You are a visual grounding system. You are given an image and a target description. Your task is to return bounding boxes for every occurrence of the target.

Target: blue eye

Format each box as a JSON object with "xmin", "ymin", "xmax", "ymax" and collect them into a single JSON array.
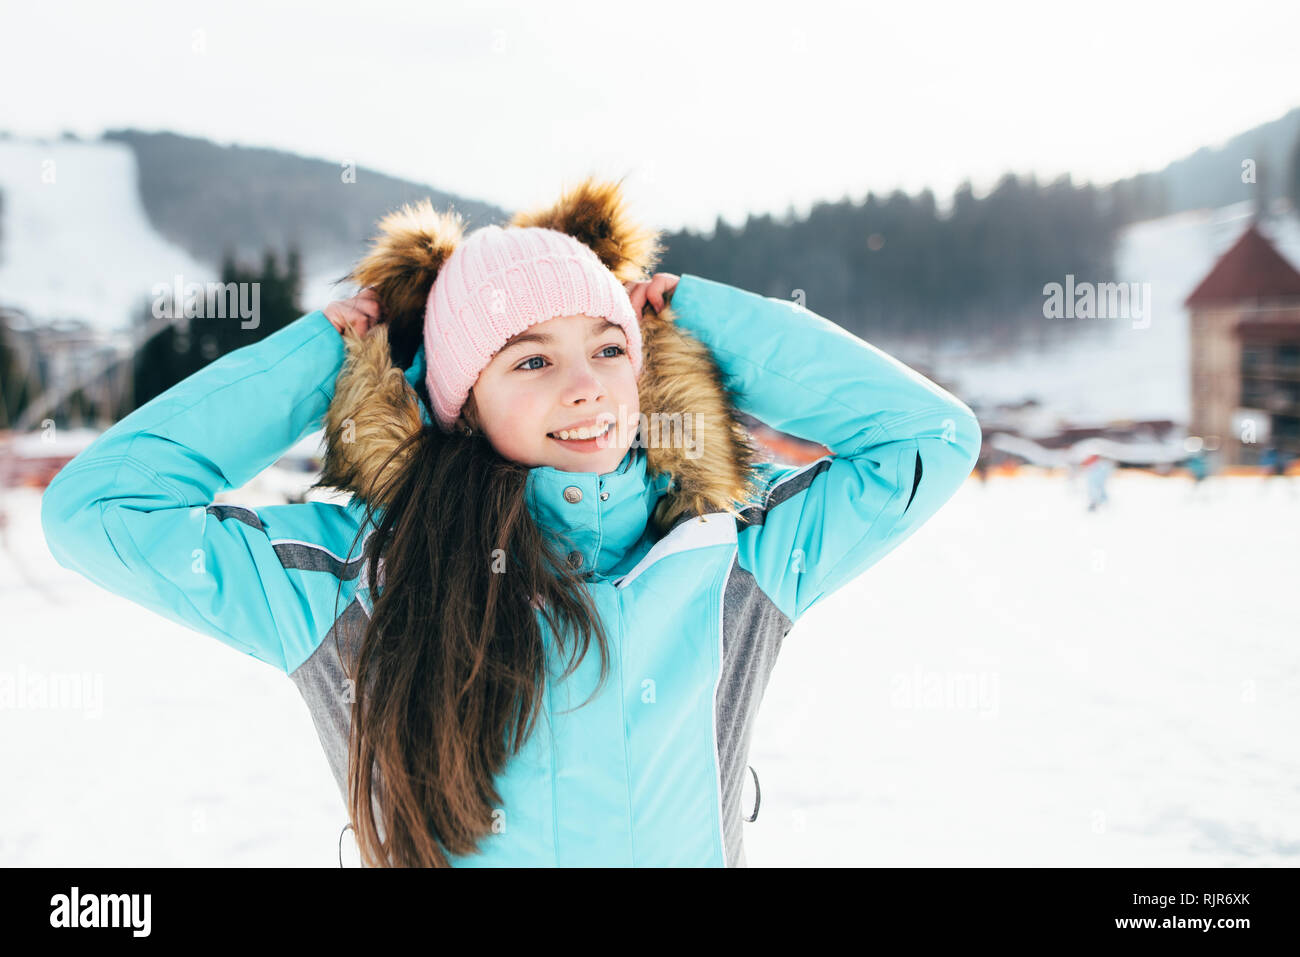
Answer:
[{"xmin": 514, "ymin": 344, "xmax": 626, "ymax": 372}]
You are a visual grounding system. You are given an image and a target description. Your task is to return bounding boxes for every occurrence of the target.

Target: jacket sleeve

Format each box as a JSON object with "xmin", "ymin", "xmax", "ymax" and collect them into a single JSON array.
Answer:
[
  {"xmin": 40, "ymin": 310, "xmax": 368, "ymax": 674},
  {"xmin": 667, "ymin": 273, "xmax": 981, "ymax": 624}
]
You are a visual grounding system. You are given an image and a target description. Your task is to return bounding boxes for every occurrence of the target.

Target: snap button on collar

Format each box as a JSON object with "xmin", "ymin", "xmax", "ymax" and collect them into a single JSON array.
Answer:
[
  {"xmin": 563, "ymin": 486, "xmax": 583, "ymax": 504},
  {"xmin": 566, "ymin": 550, "xmax": 584, "ymax": 569}
]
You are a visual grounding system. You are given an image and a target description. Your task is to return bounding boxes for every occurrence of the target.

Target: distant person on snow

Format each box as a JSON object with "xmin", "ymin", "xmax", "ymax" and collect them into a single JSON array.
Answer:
[
  {"xmin": 1081, "ymin": 453, "xmax": 1114, "ymax": 512},
  {"xmin": 1185, "ymin": 447, "xmax": 1210, "ymax": 498},
  {"xmin": 1258, "ymin": 446, "xmax": 1295, "ymax": 498}
]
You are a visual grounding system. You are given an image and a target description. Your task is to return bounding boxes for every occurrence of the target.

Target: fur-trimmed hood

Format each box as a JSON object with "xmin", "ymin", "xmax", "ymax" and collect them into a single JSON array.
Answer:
[{"xmin": 314, "ymin": 177, "xmax": 762, "ymax": 537}]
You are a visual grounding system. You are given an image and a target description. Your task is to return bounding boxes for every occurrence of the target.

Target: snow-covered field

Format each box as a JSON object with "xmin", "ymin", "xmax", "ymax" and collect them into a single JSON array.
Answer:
[{"xmin": 2, "ymin": 469, "xmax": 1296, "ymax": 867}]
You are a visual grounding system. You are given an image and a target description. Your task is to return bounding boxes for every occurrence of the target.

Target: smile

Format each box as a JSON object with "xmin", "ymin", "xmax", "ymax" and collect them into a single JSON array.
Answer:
[{"xmin": 548, "ymin": 421, "xmax": 614, "ymax": 444}]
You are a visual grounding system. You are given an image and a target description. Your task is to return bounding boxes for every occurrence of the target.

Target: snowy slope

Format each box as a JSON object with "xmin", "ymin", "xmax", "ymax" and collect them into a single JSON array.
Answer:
[
  {"xmin": 932, "ymin": 202, "xmax": 1300, "ymax": 427},
  {"xmin": 3, "ymin": 471, "xmax": 1298, "ymax": 866},
  {"xmin": 0, "ymin": 137, "xmax": 377, "ymax": 329},
  {"xmin": 0, "ymin": 139, "xmax": 213, "ymax": 332}
]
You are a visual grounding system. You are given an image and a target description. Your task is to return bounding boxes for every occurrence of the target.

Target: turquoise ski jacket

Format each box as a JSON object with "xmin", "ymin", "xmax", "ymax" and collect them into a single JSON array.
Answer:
[{"xmin": 41, "ymin": 272, "xmax": 981, "ymax": 866}]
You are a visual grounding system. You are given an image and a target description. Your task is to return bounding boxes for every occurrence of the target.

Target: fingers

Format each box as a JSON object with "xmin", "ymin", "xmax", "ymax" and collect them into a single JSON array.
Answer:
[
  {"xmin": 625, "ymin": 280, "xmax": 647, "ymax": 318},
  {"xmin": 626, "ymin": 275, "xmax": 677, "ymax": 315},
  {"xmin": 352, "ymin": 287, "xmax": 382, "ymax": 323},
  {"xmin": 627, "ymin": 276, "xmax": 679, "ymax": 322},
  {"xmin": 325, "ymin": 298, "xmax": 378, "ymax": 338},
  {"xmin": 650, "ymin": 273, "xmax": 678, "ymax": 312},
  {"xmin": 334, "ymin": 287, "xmax": 380, "ymax": 331}
]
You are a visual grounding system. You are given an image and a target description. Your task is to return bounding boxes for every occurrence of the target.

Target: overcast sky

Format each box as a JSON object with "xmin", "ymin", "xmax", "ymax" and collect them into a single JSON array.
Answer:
[{"xmin": 4, "ymin": 0, "xmax": 1299, "ymax": 232}]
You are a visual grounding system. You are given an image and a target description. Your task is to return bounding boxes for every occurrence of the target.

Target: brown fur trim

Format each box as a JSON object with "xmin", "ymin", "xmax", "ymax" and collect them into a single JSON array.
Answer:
[
  {"xmin": 638, "ymin": 304, "xmax": 763, "ymax": 532},
  {"xmin": 313, "ymin": 323, "xmax": 424, "ymax": 509}
]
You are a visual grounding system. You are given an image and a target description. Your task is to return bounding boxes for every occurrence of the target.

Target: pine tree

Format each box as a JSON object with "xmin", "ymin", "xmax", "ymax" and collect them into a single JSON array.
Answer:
[{"xmin": 130, "ymin": 245, "xmax": 306, "ymax": 412}]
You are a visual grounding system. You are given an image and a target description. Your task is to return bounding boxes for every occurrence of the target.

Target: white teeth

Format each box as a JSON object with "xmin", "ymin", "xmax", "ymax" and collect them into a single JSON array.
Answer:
[{"xmin": 552, "ymin": 422, "xmax": 612, "ymax": 441}]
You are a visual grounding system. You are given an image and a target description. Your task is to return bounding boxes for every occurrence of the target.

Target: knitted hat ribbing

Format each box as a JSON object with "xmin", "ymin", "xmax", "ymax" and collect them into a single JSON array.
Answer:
[{"xmin": 423, "ymin": 224, "xmax": 643, "ymax": 431}]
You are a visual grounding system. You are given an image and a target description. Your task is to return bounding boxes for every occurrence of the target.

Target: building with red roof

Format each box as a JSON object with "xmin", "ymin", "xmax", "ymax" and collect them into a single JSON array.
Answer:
[{"xmin": 1185, "ymin": 221, "xmax": 1300, "ymax": 463}]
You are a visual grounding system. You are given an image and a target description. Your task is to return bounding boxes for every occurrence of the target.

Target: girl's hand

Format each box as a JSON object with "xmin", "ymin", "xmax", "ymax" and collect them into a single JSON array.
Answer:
[
  {"xmin": 323, "ymin": 287, "xmax": 383, "ymax": 337},
  {"xmin": 624, "ymin": 273, "xmax": 680, "ymax": 322}
]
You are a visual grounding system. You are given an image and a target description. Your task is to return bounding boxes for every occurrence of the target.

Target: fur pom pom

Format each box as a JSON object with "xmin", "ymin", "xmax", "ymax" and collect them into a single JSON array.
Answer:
[
  {"xmin": 346, "ymin": 199, "xmax": 465, "ymax": 367},
  {"xmin": 509, "ymin": 176, "xmax": 664, "ymax": 283}
]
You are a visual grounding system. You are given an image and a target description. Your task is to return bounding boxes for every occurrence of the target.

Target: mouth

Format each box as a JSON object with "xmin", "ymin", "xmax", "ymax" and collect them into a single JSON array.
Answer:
[{"xmin": 547, "ymin": 420, "xmax": 615, "ymax": 451}]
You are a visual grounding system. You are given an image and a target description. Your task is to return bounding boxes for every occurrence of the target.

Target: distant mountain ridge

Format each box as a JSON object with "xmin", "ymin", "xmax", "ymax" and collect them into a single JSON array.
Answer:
[
  {"xmin": 101, "ymin": 128, "xmax": 511, "ymax": 276},
  {"xmin": 2, "ymin": 107, "xmax": 1298, "ymax": 338},
  {"xmin": 1105, "ymin": 106, "xmax": 1300, "ymax": 223}
]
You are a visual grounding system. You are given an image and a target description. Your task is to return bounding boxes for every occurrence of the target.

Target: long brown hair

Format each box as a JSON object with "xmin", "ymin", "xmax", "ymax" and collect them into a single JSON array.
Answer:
[{"xmin": 339, "ymin": 387, "xmax": 615, "ymax": 867}]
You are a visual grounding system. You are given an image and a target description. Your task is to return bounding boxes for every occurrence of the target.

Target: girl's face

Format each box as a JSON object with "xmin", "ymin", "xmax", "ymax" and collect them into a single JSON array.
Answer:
[{"xmin": 462, "ymin": 313, "xmax": 641, "ymax": 475}]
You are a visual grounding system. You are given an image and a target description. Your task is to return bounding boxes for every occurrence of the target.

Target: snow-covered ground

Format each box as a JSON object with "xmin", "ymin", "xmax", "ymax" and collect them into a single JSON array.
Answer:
[{"xmin": 2, "ymin": 469, "xmax": 1297, "ymax": 866}]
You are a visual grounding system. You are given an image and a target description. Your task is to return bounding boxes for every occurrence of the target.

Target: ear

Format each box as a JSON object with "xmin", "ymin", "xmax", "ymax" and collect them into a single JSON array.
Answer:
[
  {"xmin": 345, "ymin": 199, "xmax": 464, "ymax": 370},
  {"xmin": 461, "ymin": 392, "xmax": 483, "ymax": 430},
  {"xmin": 451, "ymin": 394, "xmax": 483, "ymax": 435},
  {"xmin": 508, "ymin": 175, "xmax": 663, "ymax": 283}
]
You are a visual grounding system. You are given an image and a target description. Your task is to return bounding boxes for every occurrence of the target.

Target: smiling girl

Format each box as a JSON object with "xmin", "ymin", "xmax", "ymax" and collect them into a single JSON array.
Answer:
[{"xmin": 42, "ymin": 177, "xmax": 981, "ymax": 867}]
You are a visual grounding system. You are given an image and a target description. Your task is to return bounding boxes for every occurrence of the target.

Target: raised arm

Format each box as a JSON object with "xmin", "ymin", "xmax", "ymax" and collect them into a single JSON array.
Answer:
[
  {"xmin": 40, "ymin": 310, "xmax": 369, "ymax": 673},
  {"xmin": 667, "ymin": 273, "xmax": 981, "ymax": 623}
]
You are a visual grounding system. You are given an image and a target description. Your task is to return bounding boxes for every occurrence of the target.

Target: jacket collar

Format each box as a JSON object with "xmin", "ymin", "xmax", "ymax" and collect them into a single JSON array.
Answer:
[{"xmin": 524, "ymin": 442, "xmax": 674, "ymax": 578}]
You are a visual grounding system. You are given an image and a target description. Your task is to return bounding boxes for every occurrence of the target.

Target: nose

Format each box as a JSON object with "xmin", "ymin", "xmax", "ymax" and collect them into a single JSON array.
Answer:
[{"xmin": 560, "ymin": 362, "xmax": 606, "ymax": 406}]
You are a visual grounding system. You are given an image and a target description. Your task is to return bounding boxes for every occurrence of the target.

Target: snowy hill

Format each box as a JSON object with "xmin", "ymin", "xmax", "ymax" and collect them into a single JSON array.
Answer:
[
  {"xmin": 0, "ymin": 135, "xmax": 497, "ymax": 333},
  {"xmin": 0, "ymin": 139, "xmax": 214, "ymax": 332}
]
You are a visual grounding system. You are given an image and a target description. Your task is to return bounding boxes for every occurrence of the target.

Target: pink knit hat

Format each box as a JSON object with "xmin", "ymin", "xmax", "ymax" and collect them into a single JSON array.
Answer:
[{"xmin": 423, "ymin": 224, "xmax": 644, "ymax": 432}]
